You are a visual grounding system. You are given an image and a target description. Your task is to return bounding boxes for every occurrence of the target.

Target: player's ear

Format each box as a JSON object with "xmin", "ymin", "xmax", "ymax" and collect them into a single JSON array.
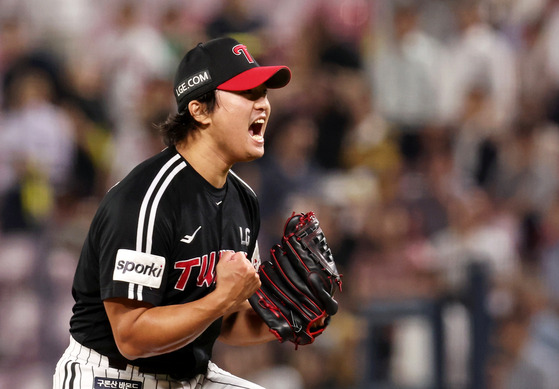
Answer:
[{"xmin": 188, "ymin": 99, "xmax": 211, "ymax": 126}]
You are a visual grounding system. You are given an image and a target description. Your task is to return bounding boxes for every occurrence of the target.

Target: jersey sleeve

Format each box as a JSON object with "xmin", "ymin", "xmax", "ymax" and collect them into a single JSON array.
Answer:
[{"xmin": 92, "ymin": 177, "xmax": 178, "ymax": 306}]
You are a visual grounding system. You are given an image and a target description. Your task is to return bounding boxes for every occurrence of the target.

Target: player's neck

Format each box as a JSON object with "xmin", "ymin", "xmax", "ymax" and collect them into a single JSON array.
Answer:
[{"xmin": 175, "ymin": 140, "xmax": 230, "ymax": 188}]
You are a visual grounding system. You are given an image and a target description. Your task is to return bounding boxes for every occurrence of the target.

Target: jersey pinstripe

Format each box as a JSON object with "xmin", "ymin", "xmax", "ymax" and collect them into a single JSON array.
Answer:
[
  {"xmin": 69, "ymin": 146, "xmax": 260, "ymax": 381},
  {"xmin": 53, "ymin": 336, "xmax": 265, "ymax": 388}
]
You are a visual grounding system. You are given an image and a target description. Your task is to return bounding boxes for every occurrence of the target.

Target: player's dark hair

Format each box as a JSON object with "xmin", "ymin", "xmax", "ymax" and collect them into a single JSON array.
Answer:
[{"xmin": 157, "ymin": 90, "xmax": 217, "ymax": 146}]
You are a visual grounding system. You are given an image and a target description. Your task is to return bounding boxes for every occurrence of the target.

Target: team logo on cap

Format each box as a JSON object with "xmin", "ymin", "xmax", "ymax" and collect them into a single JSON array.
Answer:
[{"xmin": 232, "ymin": 44, "xmax": 254, "ymax": 64}]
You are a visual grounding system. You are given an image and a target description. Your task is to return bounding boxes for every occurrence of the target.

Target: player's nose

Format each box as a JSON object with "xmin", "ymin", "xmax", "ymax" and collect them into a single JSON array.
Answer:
[{"xmin": 253, "ymin": 94, "xmax": 270, "ymax": 111}]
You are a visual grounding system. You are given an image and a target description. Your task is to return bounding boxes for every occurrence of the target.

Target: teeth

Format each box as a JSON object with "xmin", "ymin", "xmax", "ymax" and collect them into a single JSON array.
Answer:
[{"xmin": 250, "ymin": 118, "xmax": 265, "ymax": 140}]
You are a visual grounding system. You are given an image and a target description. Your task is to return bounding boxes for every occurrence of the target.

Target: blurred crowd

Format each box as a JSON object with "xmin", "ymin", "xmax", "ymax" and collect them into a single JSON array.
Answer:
[{"xmin": 2, "ymin": 0, "xmax": 559, "ymax": 388}]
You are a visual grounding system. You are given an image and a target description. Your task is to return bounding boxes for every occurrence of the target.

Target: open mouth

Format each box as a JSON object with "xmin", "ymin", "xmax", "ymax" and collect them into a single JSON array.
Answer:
[{"xmin": 249, "ymin": 118, "xmax": 265, "ymax": 141}]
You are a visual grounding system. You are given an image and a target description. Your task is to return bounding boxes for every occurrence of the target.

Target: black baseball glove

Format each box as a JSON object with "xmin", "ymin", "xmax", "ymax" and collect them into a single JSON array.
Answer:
[{"xmin": 249, "ymin": 212, "xmax": 342, "ymax": 347}]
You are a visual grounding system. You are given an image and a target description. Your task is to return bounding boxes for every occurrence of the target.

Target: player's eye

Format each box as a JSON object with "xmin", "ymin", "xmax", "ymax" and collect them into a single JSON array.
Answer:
[{"xmin": 241, "ymin": 87, "xmax": 268, "ymax": 101}]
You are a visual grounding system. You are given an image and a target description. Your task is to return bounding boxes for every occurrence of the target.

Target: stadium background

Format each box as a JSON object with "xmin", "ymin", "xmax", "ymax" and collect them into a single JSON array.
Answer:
[{"xmin": 1, "ymin": 0, "xmax": 559, "ymax": 388}]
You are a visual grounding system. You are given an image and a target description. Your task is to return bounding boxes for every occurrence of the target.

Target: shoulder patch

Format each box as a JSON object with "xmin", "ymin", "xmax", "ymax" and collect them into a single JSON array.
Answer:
[{"xmin": 113, "ymin": 249, "xmax": 165, "ymax": 289}]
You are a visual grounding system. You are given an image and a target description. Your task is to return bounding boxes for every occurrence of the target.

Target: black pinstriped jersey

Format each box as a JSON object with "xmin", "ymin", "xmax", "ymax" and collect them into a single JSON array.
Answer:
[{"xmin": 69, "ymin": 146, "xmax": 261, "ymax": 380}]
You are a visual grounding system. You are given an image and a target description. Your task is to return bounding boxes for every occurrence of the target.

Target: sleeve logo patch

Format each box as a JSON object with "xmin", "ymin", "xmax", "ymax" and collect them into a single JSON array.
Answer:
[
  {"xmin": 113, "ymin": 249, "xmax": 165, "ymax": 289},
  {"xmin": 94, "ymin": 377, "xmax": 142, "ymax": 388},
  {"xmin": 251, "ymin": 241, "xmax": 261, "ymax": 270}
]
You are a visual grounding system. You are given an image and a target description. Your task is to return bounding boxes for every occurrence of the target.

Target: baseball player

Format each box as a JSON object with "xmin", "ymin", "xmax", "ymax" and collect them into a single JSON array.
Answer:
[{"xmin": 53, "ymin": 37, "xmax": 291, "ymax": 389}]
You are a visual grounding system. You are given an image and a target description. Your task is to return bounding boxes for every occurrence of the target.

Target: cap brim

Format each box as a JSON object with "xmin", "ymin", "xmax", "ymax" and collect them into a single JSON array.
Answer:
[{"xmin": 217, "ymin": 66, "xmax": 291, "ymax": 91}]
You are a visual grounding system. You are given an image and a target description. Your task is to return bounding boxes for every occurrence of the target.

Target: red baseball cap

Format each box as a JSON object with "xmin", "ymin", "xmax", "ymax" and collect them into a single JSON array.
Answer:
[{"xmin": 174, "ymin": 37, "xmax": 291, "ymax": 112}]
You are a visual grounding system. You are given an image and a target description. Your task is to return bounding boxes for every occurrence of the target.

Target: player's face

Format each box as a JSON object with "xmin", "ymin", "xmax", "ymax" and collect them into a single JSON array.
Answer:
[{"xmin": 210, "ymin": 84, "xmax": 271, "ymax": 164}]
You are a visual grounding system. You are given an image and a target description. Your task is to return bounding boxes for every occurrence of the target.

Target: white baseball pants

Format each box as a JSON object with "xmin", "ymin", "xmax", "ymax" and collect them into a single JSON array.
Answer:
[{"xmin": 53, "ymin": 336, "xmax": 265, "ymax": 389}]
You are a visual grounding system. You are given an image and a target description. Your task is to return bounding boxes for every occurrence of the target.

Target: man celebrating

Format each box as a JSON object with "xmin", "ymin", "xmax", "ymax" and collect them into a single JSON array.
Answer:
[{"xmin": 53, "ymin": 37, "xmax": 291, "ymax": 389}]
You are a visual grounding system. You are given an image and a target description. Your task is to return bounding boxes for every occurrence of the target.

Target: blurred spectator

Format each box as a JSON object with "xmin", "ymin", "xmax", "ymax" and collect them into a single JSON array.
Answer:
[
  {"xmin": 431, "ymin": 188, "xmax": 519, "ymax": 293},
  {"xmin": 369, "ymin": 1, "xmax": 446, "ymax": 166},
  {"xmin": 344, "ymin": 199, "xmax": 440, "ymax": 384},
  {"xmin": 206, "ymin": 0, "xmax": 264, "ymax": 41},
  {"xmin": 108, "ymin": 76, "xmax": 171, "ymax": 184},
  {"xmin": 540, "ymin": 194, "xmax": 559, "ymax": 306},
  {"xmin": 86, "ymin": 1, "xmax": 178, "ymax": 183},
  {"xmin": 543, "ymin": 1, "xmax": 559, "ymax": 125},
  {"xmin": 439, "ymin": 0, "xmax": 518, "ymax": 130},
  {"xmin": 309, "ymin": 67, "xmax": 355, "ymax": 171},
  {"xmin": 159, "ymin": 3, "xmax": 198, "ymax": 60},
  {"xmin": 505, "ymin": 302, "xmax": 559, "ymax": 389},
  {"xmin": 338, "ymin": 71, "xmax": 402, "ymax": 205},
  {"xmin": 291, "ymin": 6, "xmax": 364, "ymax": 171},
  {"xmin": 451, "ymin": 82, "xmax": 501, "ymax": 193},
  {"xmin": 0, "ymin": 68, "xmax": 75, "ymax": 231},
  {"xmin": 60, "ymin": 53, "xmax": 115, "ymax": 201},
  {"xmin": 314, "ymin": 167, "xmax": 380, "ymax": 272},
  {"xmin": 94, "ymin": 1, "xmax": 175, "ymax": 126},
  {"xmin": 347, "ymin": 201, "xmax": 439, "ymax": 306},
  {"xmin": 430, "ymin": 188, "xmax": 520, "ymax": 386},
  {"xmin": 515, "ymin": 12, "xmax": 555, "ymax": 124},
  {"xmin": 495, "ymin": 121, "xmax": 559, "ymax": 262},
  {"xmin": 0, "ymin": 16, "xmax": 68, "ymax": 111},
  {"xmin": 65, "ymin": 53, "xmax": 112, "ymax": 134}
]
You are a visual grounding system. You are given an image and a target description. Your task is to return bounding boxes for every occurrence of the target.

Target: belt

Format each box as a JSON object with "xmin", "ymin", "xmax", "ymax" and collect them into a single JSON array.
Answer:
[
  {"xmin": 107, "ymin": 357, "xmax": 193, "ymax": 380},
  {"xmin": 107, "ymin": 356, "xmax": 159, "ymax": 375},
  {"xmin": 107, "ymin": 356, "xmax": 130, "ymax": 371},
  {"xmin": 68, "ymin": 336, "xmax": 177, "ymax": 377}
]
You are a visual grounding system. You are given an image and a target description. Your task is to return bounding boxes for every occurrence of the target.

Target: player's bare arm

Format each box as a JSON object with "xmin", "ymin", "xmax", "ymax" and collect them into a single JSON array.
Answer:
[
  {"xmin": 104, "ymin": 251, "xmax": 260, "ymax": 360},
  {"xmin": 219, "ymin": 301, "xmax": 277, "ymax": 346}
]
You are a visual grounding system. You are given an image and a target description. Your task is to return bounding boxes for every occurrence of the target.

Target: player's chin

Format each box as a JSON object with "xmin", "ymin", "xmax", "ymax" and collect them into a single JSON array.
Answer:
[
  {"xmin": 245, "ymin": 144, "xmax": 265, "ymax": 160},
  {"xmin": 244, "ymin": 150, "xmax": 264, "ymax": 162}
]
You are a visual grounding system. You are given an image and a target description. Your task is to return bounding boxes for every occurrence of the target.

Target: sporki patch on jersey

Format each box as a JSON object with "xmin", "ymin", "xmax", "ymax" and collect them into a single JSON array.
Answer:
[{"xmin": 113, "ymin": 249, "xmax": 165, "ymax": 289}]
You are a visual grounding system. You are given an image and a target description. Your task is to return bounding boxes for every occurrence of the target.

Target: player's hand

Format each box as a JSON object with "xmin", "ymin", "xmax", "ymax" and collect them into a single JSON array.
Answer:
[{"xmin": 215, "ymin": 251, "xmax": 261, "ymax": 309}]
